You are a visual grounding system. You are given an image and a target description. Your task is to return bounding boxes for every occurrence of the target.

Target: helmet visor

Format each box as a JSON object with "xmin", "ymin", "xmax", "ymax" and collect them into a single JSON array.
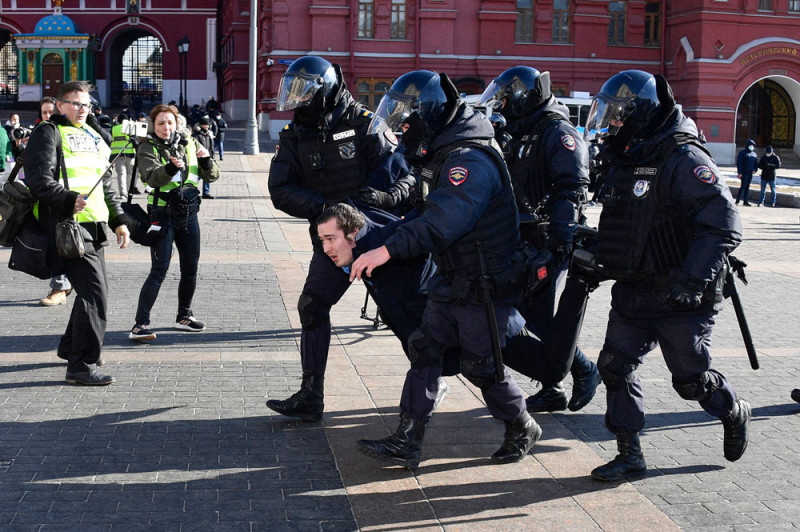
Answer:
[
  {"xmin": 584, "ymin": 96, "xmax": 630, "ymax": 141},
  {"xmin": 367, "ymin": 91, "xmax": 417, "ymax": 137},
  {"xmin": 474, "ymin": 80, "xmax": 506, "ymax": 111},
  {"xmin": 276, "ymin": 74, "xmax": 321, "ymax": 111}
]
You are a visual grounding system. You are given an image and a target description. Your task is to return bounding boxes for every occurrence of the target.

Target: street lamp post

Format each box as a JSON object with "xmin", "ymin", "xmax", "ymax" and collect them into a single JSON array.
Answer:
[
  {"xmin": 177, "ymin": 36, "xmax": 190, "ymax": 117},
  {"xmin": 242, "ymin": 0, "xmax": 260, "ymax": 155}
]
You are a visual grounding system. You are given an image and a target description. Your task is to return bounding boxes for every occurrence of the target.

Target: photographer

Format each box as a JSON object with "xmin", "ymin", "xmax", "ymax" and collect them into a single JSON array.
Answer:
[{"xmin": 128, "ymin": 104, "xmax": 219, "ymax": 342}]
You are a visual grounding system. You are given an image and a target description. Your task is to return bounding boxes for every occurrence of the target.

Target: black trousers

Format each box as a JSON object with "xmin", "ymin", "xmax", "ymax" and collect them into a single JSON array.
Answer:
[{"xmin": 59, "ymin": 241, "xmax": 107, "ymax": 373}]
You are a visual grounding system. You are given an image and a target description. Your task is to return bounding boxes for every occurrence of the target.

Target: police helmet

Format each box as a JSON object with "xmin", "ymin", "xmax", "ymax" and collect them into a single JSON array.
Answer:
[
  {"xmin": 368, "ymin": 70, "xmax": 458, "ymax": 144},
  {"xmin": 276, "ymin": 55, "xmax": 340, "ymax": 112},
  {"xmin": 475, "ymin": 66, "xmax": 551, "ymax": 123},
  {"xmin": 584, "ymin": 70, "xmax": 675, "ymax": 142}
]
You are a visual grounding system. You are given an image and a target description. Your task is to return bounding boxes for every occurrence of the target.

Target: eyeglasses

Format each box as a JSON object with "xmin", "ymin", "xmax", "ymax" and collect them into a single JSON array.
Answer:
[{"xmin": 60, "ymin": 99, "xmax": 93, "ymax": 112}]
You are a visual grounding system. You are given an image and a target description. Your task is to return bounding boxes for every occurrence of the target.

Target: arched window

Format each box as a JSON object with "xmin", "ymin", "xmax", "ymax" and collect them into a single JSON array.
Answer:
[{"xmin": 0, "ymin": 32, "xmax": 19, "ymax": 103}]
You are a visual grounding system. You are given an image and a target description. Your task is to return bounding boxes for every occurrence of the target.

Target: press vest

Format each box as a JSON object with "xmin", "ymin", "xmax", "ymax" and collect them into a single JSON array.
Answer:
[
  {"xmin": 596, "ymin": 138, "xmax": 705, "ymax": 281},
  {"xmin": 109, "ymin": 124, "xmax": 135, "ymax": 156},
  {"xmin": 421, "ymin": 139, "xmax": 522, "ymax": 300},
  {"xmin": 146, "ymin": 137, "xmax": 201, "ymax": 208},
  {"xmin": 285, "ymin": 106, "xmax": 372, "ymax": 201},
  {"xmin": 58, "ymin": 124, "xmax": 112, "ymax": 223}
]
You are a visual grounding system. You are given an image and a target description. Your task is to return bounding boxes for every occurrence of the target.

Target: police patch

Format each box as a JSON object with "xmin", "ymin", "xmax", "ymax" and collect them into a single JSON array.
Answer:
[
  {"xmin": 693, "ymin": 165, "xmax": 717, "ymax": 185},
  {"xmin": 633, "ymin": 179, "xmax": 650, "ymax": 198},
  {"xmin": 561, "ymin": 134, "xmax": 576, "ymax": 151},
  {"xmin": 448, "ymin": 166, "xmax": 468, "ymax": 186},
  {"xmin": 338, "ymin": 141, "xmax": 356, "ymax": 159}
]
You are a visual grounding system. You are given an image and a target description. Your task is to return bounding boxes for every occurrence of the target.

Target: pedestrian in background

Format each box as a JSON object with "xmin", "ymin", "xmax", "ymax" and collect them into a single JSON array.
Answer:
[
  {"xmin": 736, "ymin": 139, "xmax": 758, "ymax": 206},
  {"xmin": 757, "ymin": 145, "xmax": 780, "ymax": 207},
  {"xmin": 192, "ymin": 117, "xmax": 215, "ymax": 199},
  {"xmin": 213, "ymin": 111, "xmax": 226, "ymax": 160}
]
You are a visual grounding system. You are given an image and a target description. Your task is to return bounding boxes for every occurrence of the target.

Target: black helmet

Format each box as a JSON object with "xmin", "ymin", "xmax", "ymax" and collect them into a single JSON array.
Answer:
[
  {"xmin": 475, "ymin": 66, "xmax": 551, "ymax": 123},
  {"xmin": 368, "ymin": 70, "xmax": 458, "ymax": 154},
  {"xmin": 584, "ymin": 69, "xmax": 674, "ymax": 142},
  {"xmin": 276, "ymin": 55, "xmax": 340, "ymax": 113}
]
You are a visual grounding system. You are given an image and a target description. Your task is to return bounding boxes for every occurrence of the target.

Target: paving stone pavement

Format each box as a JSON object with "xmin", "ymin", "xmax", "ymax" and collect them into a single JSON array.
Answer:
[{"xmin": 0, "ymin": 126, "xmax": 799, "ymax": 531}]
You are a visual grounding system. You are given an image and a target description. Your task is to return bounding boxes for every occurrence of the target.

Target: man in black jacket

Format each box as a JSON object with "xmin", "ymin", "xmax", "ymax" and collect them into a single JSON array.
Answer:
[
  {"xmin": 757, "ymin": 145, "xmax": 781, "ymax": 207},
  {"xmin": 266, "ymin": 55, "xmax": 414, "ymax": 421},
  {"xmin": 24, "ymin": 80, "xmax": 130, "ymax": 386}
]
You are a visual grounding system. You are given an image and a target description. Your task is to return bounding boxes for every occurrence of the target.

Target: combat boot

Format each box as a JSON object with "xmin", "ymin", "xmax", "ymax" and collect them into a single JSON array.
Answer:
[
  {"xmin": 266, "ymin": 371, "xmax": 324, "ymax": 422},
  {"xmin": 792, "ymin": 389, "xmax": 800, "ymax": 403},
  {"xmin": 591, "ymin": 432, "xmax": 647, "ymax": 481},
  {"xmin": 357, "ymin": 414, "xmax": 426, "ymax": 469},
  {"xmin": 526, "ymin": 383, "xmax": 568, "ymax": 413},
  {"xmin": 568, "ymin": 350, "xmax": 602, "ymax": 412},
  {"xmin": 491, "ymin": 411, "xmax": 542, "ymax": 464},
  {"xmin": 721, "ymin": 398, "xmax": 751, "ymax": 462}
]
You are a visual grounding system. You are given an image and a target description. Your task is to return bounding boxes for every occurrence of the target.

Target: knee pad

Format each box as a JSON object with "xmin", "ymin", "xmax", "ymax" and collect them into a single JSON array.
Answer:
[
  {"xmin": 297, "ymin": 292, "xmax": 329, "ymax": 331},
  {"xmin": 407, "ymin": 326, "xmax": 442, "ymax": 370},
  {"xmin": 598, "ymin": 343, "xmax": 639, "ymax": 390},
  {"xmin": 672, "ymin": 372, "xmax": 716, "ymax": 402},
  {"xmin": 460, "ymin": 356, "xmax": 500, "ymax": 390}
]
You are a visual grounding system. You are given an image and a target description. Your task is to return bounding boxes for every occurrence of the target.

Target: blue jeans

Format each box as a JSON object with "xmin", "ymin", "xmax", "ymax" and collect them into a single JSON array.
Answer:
[
  {"xmin": 215, "ymin": 139, "xmax": 224, "ymax": 160},
  {"xmin": 50, "ymin": 274, "xmax": 72, "ymax": 291},
  {"xmin": 759, "ymin": 180, "xmax": 776, "ymax": 206},
  {"xmin": 134, "ymin": 211, "xmax": 201, "ymax": 325},
  {"xmin": 736, "ymin": 173, "xmax": 753, "ymax": 204}
]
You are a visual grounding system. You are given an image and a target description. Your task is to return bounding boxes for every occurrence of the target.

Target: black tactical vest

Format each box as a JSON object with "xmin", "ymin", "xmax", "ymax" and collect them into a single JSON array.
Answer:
[
  {"xmin": 420, "ymin": 139, "xmax": 522, "ymax": 301},
  {"xmin": 293, "ymin": 106, "xmax": 372, "ymax": 201},
  {"xmin": 508, "ymin": 112, "xmax": 563, "ymax": 214},
  {"xmin": 596, "ymin": 137, "xmax": 705, "ymax": 281}
]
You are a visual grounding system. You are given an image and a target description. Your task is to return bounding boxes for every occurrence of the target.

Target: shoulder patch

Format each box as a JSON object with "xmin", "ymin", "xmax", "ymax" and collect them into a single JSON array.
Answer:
[
  {"xmin": 362, "ymin": 110, "xmax": 374, "ymax": 118},
  {"xmin": 561, "ymin": 134, "xmax": 576, "ymax": 151},
  {"xmin": 282, "ymin": 124, "xmax": 289, "ymax": 131},
  {"xmin": 448, "ymin": 166, "xmax": 468, "ymax": 186},
  {"xmin": 383, "ymin": 129, "xmax": 398, "ymax": 146},
  {"xmin": 693, "ymin": 165, "xmax": 717, "ymax": 185}
]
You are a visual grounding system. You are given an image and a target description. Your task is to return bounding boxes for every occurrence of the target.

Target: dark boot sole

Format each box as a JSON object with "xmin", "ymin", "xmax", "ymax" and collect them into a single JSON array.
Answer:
[
  {"xmin": 490, "ymin": 422, "xmax": 543, "ymax": 464},
  {"xmin": 590, "ymin": 466, "xmax": 647, "ymax": 482},
  {"xmin": 526, "ymin": 396, "xmax": 568, "ymax": 413},
  {"xmin": 357, "ymin": 442, "xmax": 420, "ymax": 470},
  {"xmin": 265, "ymin": 400, "xmax": 322, "ymax": 422}
]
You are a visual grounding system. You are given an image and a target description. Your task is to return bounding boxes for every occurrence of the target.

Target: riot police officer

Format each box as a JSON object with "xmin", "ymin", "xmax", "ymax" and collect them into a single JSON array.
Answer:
[
  {"xmin": 350, "ymin": 70, "xmax": 541, "ymax": 469},
  {"xmin": 267, "ymin": 55, "xmax": 413, "ymax": 421},
  {"xmin": 476, "ymin": 66, "xmax": 600, "ymax": 413},
  {"xmin": 585, "ymin": 70, "xmax": 750, "ymax": 481}
]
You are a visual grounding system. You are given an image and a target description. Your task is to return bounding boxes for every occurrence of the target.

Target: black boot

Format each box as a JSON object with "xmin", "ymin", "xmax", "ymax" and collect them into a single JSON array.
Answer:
[
  {"xmin": 792, "ymin": 389, "xmax": 800, "ymax": 403},
  {"xmin": 591, "ymin": 432, "xmax": 647, "ymax": 481},
  {"xmin": 491, "ymin": 411, "xmax": 542, "ymax": 464},
  {"xmin": 357, "ymin": 414, "xmax": 426, "ymax": 469},
  {"xmin": 526, "ymin": 383, "xmax": 568, "ymax": 413},
  {"xmin": 266, "ymin": 371, "xmax": 324, "ymax": 421},
  {"xmin": 568, "ymin": 350, "xmax": 602, "ymax": 412},
  {"xmin": 722, "ymin": 398, "xmax": 751, "ymax": 462}
]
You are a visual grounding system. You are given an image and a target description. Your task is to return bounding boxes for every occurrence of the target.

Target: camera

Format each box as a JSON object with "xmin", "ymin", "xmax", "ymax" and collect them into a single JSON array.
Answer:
[
  {"xmin": 121, "ymin": 119, "xmax": 148, "ymax": 138},
  {"xmin": 11, "ymin": 126, "xmax": 31, "ymax": 140}
]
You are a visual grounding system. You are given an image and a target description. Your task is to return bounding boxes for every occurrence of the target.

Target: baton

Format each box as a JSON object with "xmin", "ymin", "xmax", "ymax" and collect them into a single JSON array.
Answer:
[
  {"xmin": 725, "ymin": 259, "xmax": 759, "ymax": 370},
  {"xmin": 475, "ymin": 242, "xmax": 506, "ymax": 382}
]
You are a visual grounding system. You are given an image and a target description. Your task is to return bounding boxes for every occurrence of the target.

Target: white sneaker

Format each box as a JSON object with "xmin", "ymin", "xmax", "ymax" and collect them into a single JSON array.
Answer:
[{"xmin": 175, "ymin": 316, "xmax": 206, "ymax": 332}]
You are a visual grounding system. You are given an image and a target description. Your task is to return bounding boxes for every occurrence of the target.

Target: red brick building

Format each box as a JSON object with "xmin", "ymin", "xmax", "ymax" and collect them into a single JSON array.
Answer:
[
  {"xmin": 219, "ymin": 0, "xmax": 800, "ymax": 164},
  {"xmin": 0, "ymin": 0, "xmax": 218, "ymax": 110}
]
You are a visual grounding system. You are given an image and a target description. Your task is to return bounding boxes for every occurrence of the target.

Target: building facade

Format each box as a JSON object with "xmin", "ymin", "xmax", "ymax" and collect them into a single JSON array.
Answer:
[
  {"xmin": 218, "ymin": 0, "xmax": 800, "ymax": 164},
  {"xmin": 0, "ymin": 0, "xmax": 218, "ymax": 110}
]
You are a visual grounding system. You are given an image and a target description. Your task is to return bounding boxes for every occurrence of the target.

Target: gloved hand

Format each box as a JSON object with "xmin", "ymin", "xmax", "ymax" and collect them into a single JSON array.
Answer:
[
  {"xmin": 665, "ymin": 277, "xmax": 705, "ymax": 311},
  {"xmin": 546, "ymin": 237, "xmax": 573, "ymax": 266},
  {"xmin": 359, "ymin": 187, "xmax": 397, "ymax": 209}
]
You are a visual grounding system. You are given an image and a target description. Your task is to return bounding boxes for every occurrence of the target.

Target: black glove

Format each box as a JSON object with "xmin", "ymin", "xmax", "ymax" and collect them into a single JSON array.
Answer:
[
  {"xmin": 665, "ymin": 277, "xmax": 705, "ymax": 311},
  {"xmin": 359, "ymin": 187, "xmax": 397, "ymax": 209},
  {"xmin": 546, "ymin": 237, "xmax": 573, "ymax": 266}
]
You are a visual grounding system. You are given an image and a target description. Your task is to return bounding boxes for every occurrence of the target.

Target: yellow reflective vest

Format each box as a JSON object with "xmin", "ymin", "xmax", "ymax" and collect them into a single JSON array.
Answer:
[
  {"xmin": 109, "ymin": 124, "xmax": 135, "ymax": 156},
  {"xmin": 58, "ymin": 124, "xmax": 112, "ymax": 223}
]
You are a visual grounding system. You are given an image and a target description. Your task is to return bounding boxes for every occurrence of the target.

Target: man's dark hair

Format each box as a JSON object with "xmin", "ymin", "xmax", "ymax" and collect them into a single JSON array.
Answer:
[
  {"xmin": 57, "ymin": 80, "xmax": 91, "ymax": 99},
  {"xmin": 316, "ymin": 203, "xmax": 365, "ymax": 241}
]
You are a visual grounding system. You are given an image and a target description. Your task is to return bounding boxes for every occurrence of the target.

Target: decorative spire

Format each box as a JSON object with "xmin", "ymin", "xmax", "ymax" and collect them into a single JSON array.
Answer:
[{"xmin": 54, "ymin": 0, "xmax": 63, "ymax": 15}]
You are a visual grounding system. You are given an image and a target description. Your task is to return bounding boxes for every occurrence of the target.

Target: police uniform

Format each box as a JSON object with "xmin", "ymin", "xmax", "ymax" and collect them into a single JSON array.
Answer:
[
  {"xmin": 504, "ymin": 98, "xmax": 596, "ymax": 410},
  {"xmin": 110, "ymin": 122, "xmax": 136, "ymax": 197},
  {"xmin": 382, "ymin": 103, "xmax": 528, "ymax": 424},
  {"xmin": 24, "ymin": 114, "xmax": 129, "ymax": 376},
  {"xmin": 267, "ymin": 89, "xmax": 408, "ymax": 388},
  {"xmin": 596, "ymin": 109, "xmax": 742, "ymax": 436}
]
